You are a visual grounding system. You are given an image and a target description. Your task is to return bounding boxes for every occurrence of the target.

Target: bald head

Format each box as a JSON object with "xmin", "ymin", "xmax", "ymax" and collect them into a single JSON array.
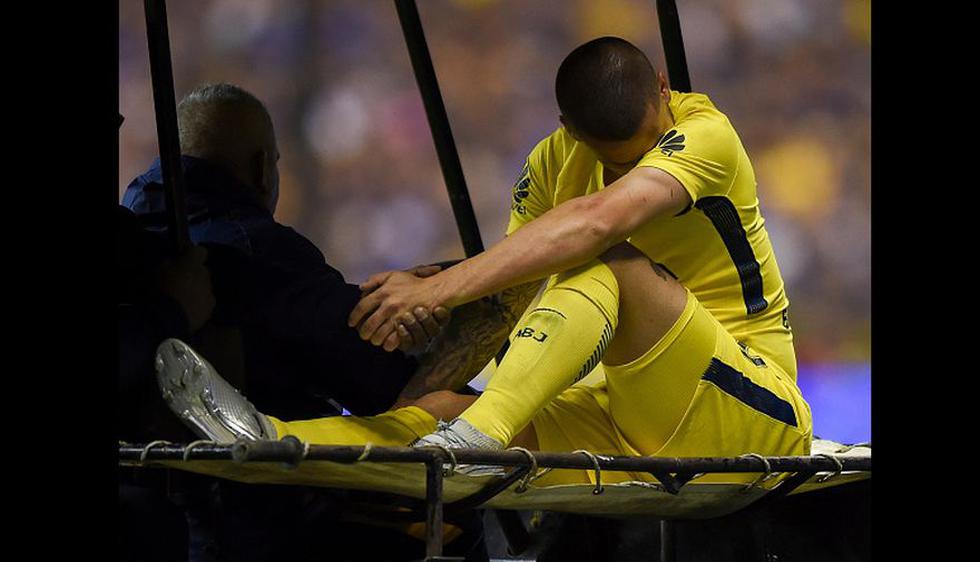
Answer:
[
  {"xmin": 177, "ymin": 83, "xmax": 280, "ymax": 212},
  {"xmin": 556, "ymin": 37, "xmax": 660, "ymax": 141}
]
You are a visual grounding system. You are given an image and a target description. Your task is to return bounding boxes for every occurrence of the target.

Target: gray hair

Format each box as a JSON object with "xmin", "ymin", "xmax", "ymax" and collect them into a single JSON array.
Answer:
[{"xmin": 177, "ymin": 83, "xmax": 273, "ymax": 162}]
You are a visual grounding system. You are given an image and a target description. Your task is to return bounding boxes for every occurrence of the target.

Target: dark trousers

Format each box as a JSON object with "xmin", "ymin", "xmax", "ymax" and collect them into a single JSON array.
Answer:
[{"xmin": 119, "ymin": 481, "xmax": 189, "ymax": 562}]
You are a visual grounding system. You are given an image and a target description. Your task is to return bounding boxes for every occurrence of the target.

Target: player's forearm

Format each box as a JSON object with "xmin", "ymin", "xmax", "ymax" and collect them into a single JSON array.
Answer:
[
  {"xmin": 396, "ymin": 280, "xmax": 540, "ymax": 403},
  {"xmin": 435, "ymin": 196, "xmax": 619, "ymax": 308}
]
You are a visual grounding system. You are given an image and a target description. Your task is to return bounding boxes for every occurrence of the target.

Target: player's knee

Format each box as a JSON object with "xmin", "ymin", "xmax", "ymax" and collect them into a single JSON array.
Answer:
[
  {"xmin": 598, "ymin": 241, "xmax": 646, "ymax": 265},
  {"xmin": 599, "ymin": 242, "xmax": 678, "ymax": 286},
  {"xmin": 598, "ymin": 242, "xmax": 653, "ymax": 280}
]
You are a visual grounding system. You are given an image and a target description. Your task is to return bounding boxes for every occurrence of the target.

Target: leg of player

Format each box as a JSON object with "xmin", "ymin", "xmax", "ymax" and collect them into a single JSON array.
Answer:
[
  {"xmin": 270, "ymin": 391, "xmax": 480, "ymax": 447},
  {"xmin": 420, "ymin": 241, "xmax": 687, "ymax": 451},
  {"xmin": 595, "ymin": 242, "xmax": 688, "ymax": 367},
  {"xmin": 156, "ymin": 338, "xmax": 489, "ymax": 446}
]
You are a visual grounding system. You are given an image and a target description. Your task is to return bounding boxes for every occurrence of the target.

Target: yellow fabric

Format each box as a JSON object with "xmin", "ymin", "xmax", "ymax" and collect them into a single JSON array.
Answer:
[
  {"xmin": 603, "ymin": 288, "xmax": 707, "ymax": 454},
  {"xmin": 459, "ymin": 259, "xmax": 620, "ymax": 445},
  {"xmin": 529, "ymin": 290, "xmax": 811, "ymax": 488},
  {"xmin": 263, "ymin": 292, "xmax": 810, "ymax": 489},
  {"xmin": 507, "ymin": 91, "xmax": 796, "ymax": 381},
  {"xmin": 268, "ymin": 405, "xmax": 437, "ymax": 446}
]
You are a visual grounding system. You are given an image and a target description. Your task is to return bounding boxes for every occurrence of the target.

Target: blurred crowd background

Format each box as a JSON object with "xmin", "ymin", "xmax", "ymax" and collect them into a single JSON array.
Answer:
[{"xmin": 120, "ymin": 0, "xmax": 871, "ymax": 440}]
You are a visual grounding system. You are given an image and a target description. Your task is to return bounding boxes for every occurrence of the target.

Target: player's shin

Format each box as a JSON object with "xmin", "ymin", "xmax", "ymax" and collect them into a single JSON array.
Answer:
[
  {"xmin": 268, "ymin": 407, "xmax": 438, "ymax": 446},
  {"xmin": 458, "ymin": 259, "xmax": 620, "ymax": 445}
]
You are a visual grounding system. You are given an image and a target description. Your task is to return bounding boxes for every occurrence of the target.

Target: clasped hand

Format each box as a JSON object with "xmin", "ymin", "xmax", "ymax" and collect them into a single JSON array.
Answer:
[{"xmin": 348, "ymin": 265, "xmax": 451, "ymax": 352}]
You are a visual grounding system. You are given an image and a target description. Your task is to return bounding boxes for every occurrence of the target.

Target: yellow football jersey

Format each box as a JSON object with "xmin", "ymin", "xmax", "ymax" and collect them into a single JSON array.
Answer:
[{"xmin": 507, "ymin": 91, "xmax": 796, "ymax": 381}]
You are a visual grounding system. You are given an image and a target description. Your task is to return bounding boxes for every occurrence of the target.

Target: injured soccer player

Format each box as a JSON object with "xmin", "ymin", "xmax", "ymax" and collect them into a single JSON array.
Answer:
[
  {"xmin": 346, "ymin": 37, "xmax": 813, "ymax": 467},
  {"xmin": 155, "ymin": 36, "xmax": 813, "ymax": 486}
]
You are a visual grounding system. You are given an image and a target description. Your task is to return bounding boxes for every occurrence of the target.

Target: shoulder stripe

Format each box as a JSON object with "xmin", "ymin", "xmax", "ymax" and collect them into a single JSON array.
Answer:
[{"xmin": 695, "ymin": 196, "xmax": 768, "ymax": 315}]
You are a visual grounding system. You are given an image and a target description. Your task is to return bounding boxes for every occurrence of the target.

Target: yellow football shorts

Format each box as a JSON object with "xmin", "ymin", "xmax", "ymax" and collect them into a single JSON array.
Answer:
[{"xmin": 528, "ymin": 289, "xmax": 812, "ymax": 487}]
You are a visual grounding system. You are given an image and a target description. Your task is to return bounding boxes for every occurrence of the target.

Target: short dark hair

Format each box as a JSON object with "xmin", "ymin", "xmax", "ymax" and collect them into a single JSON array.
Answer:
[{"xmin": 555, "ymin": 37, "xmax": 658, "ymax": 141}]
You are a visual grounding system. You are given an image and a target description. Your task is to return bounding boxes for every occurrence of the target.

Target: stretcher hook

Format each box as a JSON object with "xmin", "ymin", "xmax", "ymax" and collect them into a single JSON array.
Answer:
[
  {"xmin": 740, "ymin": 453, "xmax": 777, "ymax": 490},
  {"xmin": 182, "ymin": 440, "xmax": 216, "ymax": 461},
  {"xmin": 424, "ymin": 445, "xmax": 458, "ymax": 476},
  {"xmin": 814, "ymin": 453, "xmax": 844, "ymax": 483},
  {"xmin": 507, "ymin": 447, "xmax": 538, "ymax": 493},
  {"xmin": 139, "ymin": 440, "xmax": 173, "ymax": 465},
  {"xmin": 573, "ymin": 449, "xmax": 605, "ymax": 495}
]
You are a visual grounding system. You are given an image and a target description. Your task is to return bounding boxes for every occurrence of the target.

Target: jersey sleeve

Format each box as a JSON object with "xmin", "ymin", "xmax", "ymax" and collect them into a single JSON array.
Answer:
[
  {"xmin": 635, "ymin": 116, "xmax": 740, "ymax": 205},
  {"xmin": 506, "ymin": 133, "xmax": 558, "ymax": 235}
]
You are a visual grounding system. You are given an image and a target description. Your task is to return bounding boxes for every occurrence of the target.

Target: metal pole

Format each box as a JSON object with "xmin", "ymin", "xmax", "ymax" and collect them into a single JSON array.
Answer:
[
  {"xmin": 143, "ymin": 0, "xmax": 191, "ymax": 254},
  {"xmin": 393, "ymin": 0, "xmax": 485, "ymax": 258},
  {"xmin": 660, "ymin": 520, "xmax": 676, "ymax": 562},
  {"xmin": 425, "ymin": 459, "xmax": 445, "ymax": 558},
  {"xmin": 655, "ymin": 0, "xmax": 692, "ymax": 93},
  {"xmin": 122, "ymin": 442, "xmax": 872, "ymax": 474}
]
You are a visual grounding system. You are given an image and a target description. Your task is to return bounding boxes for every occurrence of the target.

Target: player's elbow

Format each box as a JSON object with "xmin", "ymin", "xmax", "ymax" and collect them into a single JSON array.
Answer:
[
  {"xmin": 584, "ymin": 218, "xmax": 615, "ymax": 249},
  {"xmin": 568, "ymin": 196, "xmax": 620, "ymax": 253}
]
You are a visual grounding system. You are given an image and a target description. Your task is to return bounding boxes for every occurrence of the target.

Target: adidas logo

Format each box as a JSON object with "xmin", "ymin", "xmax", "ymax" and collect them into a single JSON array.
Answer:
[{"xmin": 656, "ymin": 129, "xmax": 686, "ymax": 156}]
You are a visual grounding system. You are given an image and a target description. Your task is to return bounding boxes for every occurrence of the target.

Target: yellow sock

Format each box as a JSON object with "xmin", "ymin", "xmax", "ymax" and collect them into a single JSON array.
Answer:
[
  {"xmin": 267, "ymin": 406, "xmax": 437, "ymax": 445},
  {"xmin": 459, "ymin": 259, "xmax": 620, "ymax": 445}
]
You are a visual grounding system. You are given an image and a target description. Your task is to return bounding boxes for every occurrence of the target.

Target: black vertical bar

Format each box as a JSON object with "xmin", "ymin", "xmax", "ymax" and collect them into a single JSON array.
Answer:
[
  {"xmin": 660, "ymin": 519, "xmax": 676, "ymax": 562},
  {"xmin": 393, "ymin": 0, "xmax": 485, "ymax": 258},
  {"xmin": 425, "ymin": 459, "xmax": 445, "ymax": 558},
  {"xmin": 144, "ymin": 0, "xmax": 191, "ymax": 255},
  {"xmin": 655, "ymin": 0, "xmax": 692, "ymax": 93}
]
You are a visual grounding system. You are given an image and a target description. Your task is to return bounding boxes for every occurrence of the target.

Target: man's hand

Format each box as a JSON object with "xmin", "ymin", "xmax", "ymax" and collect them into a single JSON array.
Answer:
[
  {"xmin": 390, "ymin": 306, "xmax": 451, "ymax": 353},
  {"xmin": 355, "ymin": 265, "xmax": 451, "ymax": 352},
  {"xmin": 156, "ymin": 245, "xmax": 216, "ymax": 333}
]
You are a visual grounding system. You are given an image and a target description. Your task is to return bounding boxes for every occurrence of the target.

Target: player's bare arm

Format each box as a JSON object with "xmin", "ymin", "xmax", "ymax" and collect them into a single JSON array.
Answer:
[
  {"xmin": 349, "ymin": 166, "xmax": 691, "ymax": 346},
  {"xmin": 391, "ymin": 279, "xmax": 542, "ymax": 408}
]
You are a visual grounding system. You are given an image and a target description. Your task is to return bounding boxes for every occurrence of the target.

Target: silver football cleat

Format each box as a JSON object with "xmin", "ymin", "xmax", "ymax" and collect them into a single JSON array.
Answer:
[{"xmin": 155, "ymin": 338, "xmax": 277, "ymax": 443}]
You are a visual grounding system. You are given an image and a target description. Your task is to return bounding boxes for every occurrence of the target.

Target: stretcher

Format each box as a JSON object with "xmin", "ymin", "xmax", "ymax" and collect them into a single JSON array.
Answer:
[{"xmin": 119, "ymin": 438, "xmax": 870, "ymax": 560}]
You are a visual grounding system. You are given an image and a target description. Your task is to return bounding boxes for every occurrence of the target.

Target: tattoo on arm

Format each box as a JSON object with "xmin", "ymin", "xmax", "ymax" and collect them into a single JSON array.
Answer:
[{"xmin": 396, "ymin": 279, "xmax": 542, "ymax": 403}]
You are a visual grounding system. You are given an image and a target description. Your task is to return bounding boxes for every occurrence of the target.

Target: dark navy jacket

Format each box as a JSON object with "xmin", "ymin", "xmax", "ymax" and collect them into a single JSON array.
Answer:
[
  {"xmin": 122, "ymin": 156, "xmax": 417, "ymax": 419},
  {"xmin": 117, "ymin": 205, "xmax": 194, "ymax": 441}
]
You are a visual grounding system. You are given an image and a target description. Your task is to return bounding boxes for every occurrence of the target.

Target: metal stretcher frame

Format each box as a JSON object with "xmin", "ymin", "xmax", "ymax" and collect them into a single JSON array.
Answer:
[{"xmin": 120, "ymin": 439, "xmax": 872, "ymax": 561}]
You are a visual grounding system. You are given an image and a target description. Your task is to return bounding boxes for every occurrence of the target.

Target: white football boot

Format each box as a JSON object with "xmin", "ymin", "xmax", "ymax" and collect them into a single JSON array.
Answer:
[{"xmin": 155, "ymin": 338, "xmax": 277, "ymax": 443}]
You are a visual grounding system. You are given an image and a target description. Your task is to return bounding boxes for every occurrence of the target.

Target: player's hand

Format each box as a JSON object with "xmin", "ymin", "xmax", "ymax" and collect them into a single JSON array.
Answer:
[
  {"xmin": 156, "ymin": 245, "xmax": 216, "ymax": 334},
  {"xmin": 358, "ymin": 265, "xmax": 451, "ymax": 352},
  {"xmin": 389, "ymin": 305, "xmax": 451, "ymax": 353},
  {"xmin": 360, "ymin": 264, "xmax": 442, "ymax": 297},
  {"xmin": 349, "ymin": 270, "xmax": 450, "ymax": 351}
]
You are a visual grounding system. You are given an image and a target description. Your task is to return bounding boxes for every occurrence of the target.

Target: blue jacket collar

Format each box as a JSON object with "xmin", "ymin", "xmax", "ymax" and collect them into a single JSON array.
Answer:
[{"xmin": 122, "ymin": 155, "xmax": 272, "ymax": 221}]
